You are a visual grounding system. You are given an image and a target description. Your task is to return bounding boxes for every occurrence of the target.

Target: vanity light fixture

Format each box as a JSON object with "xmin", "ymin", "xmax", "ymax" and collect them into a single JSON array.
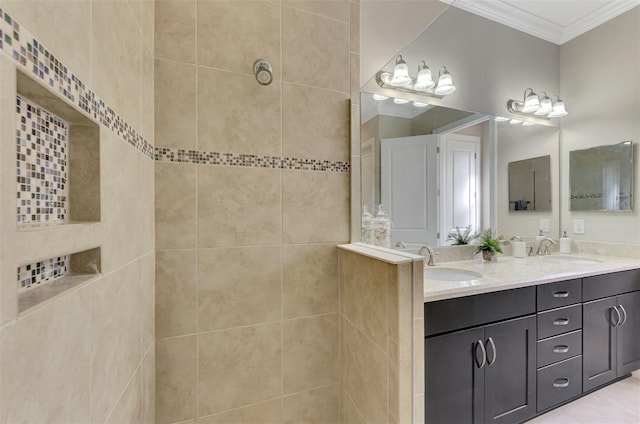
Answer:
[
  {"xmin": 390, "ymin": 55, "xmax": 412, "ymax": 86},
  {"xmin": 376, "ymin": 56, "xmax": 456, "ymax": 99},
  {"xmin": 507, "ymin": 88, "xmax": 569, "ymax": 119}
]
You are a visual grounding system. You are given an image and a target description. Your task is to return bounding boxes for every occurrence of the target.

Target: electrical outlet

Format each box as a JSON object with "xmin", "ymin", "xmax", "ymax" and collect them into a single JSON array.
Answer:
[
  {"xmin": 573, "ymin": 219, "xmax": 585, "ymax": 234},
  {"xmin": 539, "ymin": 219, "xmax": 550, "ymax": 233}
]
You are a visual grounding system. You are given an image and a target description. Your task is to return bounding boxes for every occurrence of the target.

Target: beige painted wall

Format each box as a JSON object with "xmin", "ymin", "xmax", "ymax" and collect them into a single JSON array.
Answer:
[
  {"xmin": 0, "ymin": 1, "xmax": 155, "ymax": 423},
  {"xmin": 559, "ymin": 6, "xmax": 640, "ymax": 243},
  {"xmin": 153, "ymin": 1, "xmax": 353, "ymax": 422}
]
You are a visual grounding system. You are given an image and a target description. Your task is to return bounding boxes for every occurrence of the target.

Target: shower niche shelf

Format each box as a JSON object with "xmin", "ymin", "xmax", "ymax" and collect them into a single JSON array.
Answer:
[
  {"xmin": 18, "ymin": 247, "xmax": 101, "ymax": 314},
  {"xmin": 16, "ymin": 71, "xmax": 100, "ymax": 231}
]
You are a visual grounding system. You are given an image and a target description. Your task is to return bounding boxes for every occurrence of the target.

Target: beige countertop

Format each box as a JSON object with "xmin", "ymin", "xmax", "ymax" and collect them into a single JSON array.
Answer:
[{"xmin": 423, "ymin": 253, "xmax": 640, "ymax": 302}]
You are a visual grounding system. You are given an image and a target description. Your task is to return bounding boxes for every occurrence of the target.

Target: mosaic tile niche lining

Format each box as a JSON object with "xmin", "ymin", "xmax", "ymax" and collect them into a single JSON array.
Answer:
[
  {"xmin": 16, "ymin": 94, "xmax": 68, "ymax": 225},
  {"xmin": 17, "ymin": 256, "xmax": 68, "ymax": 291}
]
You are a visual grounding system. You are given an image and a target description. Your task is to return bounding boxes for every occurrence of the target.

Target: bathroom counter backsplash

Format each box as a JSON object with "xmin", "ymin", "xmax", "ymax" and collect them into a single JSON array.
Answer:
[{"xmin": 423, "ymin": 253, "xmax": 640, "ymax": 302}]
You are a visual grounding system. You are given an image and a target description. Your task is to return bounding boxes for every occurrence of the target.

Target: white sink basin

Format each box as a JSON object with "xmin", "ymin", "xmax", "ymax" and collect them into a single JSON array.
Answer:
[
  {"xmin": 425, "ymin": 268, "xmax": 483, "ymax": 282},
  {"xmin": 541, "ymin": 255, "xmax": 602, "ymax": 264}
]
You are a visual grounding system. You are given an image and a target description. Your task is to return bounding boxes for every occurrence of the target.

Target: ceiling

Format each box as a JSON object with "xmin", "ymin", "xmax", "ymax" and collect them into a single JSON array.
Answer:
[{"xmin": 445, "ymin": 0, "xmax": 640, "ymax": 44}]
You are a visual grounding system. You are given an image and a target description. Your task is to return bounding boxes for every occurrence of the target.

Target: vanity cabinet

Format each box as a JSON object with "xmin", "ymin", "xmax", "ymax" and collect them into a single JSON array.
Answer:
[
  {"xmin": 582, "ymin": 270, "xmax": 640, "ymax": 392},
  {"xmin": 425, "ymin": 288, "xmax": 537, "ymax": 424}
]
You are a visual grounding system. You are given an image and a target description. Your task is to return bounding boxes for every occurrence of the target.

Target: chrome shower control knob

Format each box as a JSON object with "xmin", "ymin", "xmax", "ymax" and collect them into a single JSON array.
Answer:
[{"xmin": 253, "ymin": 59, "xmax": 273, "ymax": 86}]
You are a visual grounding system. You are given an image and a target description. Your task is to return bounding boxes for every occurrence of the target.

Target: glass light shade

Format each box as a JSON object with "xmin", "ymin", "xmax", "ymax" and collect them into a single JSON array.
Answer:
[
  {"xmin": 522, "ymin": 88, "xmax": 540, "ymax": 113},
  {"xmin": 434, "ymin": 67, "xmax": 456, "ymax": 95},
  {"xmin": 372, "ymin": 94, "xmax": 389, "ymax": 101},
  {"xmin": 390, "ymin": 55, "xmax": 412, "ymax": 86},
  {"xmin": 547, "ymin": 99, "xmax": 568, "ymax": 118},
  {"xmin": 413, "ymin": 62, "xmax": 435, "ymax": 91},
  {"xmin": 509, "ymin": 119, "xmax": 522, "ymax": 125},
  {"xmin": 522, "ymin": 121, "xmax": 535, "ymax": 126},
  {"xmin": 535, "ymin": 94, "xmax": 553, "ymax": 116},
  {"xmin": 413, "ymin": 101, "xmax": 430, "ymax": 107},
  {"xmin": 393, "ymin": 98, "xmax": 410, "ymax": 104}
]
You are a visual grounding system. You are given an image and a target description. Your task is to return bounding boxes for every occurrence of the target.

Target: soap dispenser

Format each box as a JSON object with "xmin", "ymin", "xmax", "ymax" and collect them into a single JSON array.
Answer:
[
  {"xmin": 560, "ymin": 231, "xmax": 571, "ymax": 254},
  {"xmin": 373, "ymin": 204, "xmax": 391, "ymax": 248},
  {"xmin": 361, "ymin": 206, "xmax": 374, "ymax": 245}
]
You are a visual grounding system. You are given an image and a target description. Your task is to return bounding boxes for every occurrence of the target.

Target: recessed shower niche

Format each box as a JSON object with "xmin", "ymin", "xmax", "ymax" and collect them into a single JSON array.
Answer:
[{"xmin": 15, "ymin": 71, "xmax": 100, "ymax": 229}]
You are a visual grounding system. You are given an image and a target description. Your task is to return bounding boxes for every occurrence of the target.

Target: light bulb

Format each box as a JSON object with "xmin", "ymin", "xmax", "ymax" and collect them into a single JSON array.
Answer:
[
  {"xmin": 522, "ymin": 88, "xmax": 540, "ymax": 113},
  {"xmin": 393, "ymin": 98, "xmax": 410, "ymax": 104},
  {"xmin": 434, "ymin": 67, "xmax": 456, "ymax": 95},
  {"xmin": 372, "ymin": 94, "xmax": 388, "ymax": 101},
  {"xmin": 413, "ymin": 61, "xmax": 435, "ymax": 91},
  {"xmin": 413, "ymin": 101, "xmax": 430, "ymax": 108},
  {"xmin": 390, "ymin": 55, "xmax": 412, "ymax": 87},
  {"xmin": 547, "ymin": 98, "xmax": 568, "ymax": 118},
  {"xmin": 535, "ymin": 94, "xmax": 553, "ymax": 116}
]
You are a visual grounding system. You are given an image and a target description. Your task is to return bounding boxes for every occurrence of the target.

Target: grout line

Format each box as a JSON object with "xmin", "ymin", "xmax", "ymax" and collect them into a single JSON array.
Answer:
[
  {"xmin": 280, "ymin": 0, "xmax": 285, "ymax": 403},
  {"xmin": 194, "ymin": 1, "xmax": 200, "ymax": 419},
  {"xmin": 281, "ymin": 3, "xmax": 350, "ymax": 25},
  {"xmin": 343, "ymin": 314, "xmax": 388, "ymax": 358}
]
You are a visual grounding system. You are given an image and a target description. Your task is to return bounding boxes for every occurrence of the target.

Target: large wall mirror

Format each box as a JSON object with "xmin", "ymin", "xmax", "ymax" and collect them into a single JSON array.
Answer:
[
  {"xmin": 569, "ymin": 141, "xmax": 633, "ymax": 212},
  {"xmin": 357, "ymin": 2, "xmax": 561, "ymax": 251}
]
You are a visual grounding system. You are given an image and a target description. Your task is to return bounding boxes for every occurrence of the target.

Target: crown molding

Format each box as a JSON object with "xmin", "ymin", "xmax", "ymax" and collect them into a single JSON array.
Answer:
[
  {"xmin": 561, "ymin": 1, "xmax": 640, "ymax": 43},
  {"xmin": 444, "ymin": 0, "xmax": 640, "ymax": 45}
]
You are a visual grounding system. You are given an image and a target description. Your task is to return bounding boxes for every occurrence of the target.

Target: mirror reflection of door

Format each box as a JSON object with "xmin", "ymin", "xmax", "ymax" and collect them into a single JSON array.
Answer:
[{"xmin": 381, "ymin": 135, "xmax": 438, "ymax": 248}]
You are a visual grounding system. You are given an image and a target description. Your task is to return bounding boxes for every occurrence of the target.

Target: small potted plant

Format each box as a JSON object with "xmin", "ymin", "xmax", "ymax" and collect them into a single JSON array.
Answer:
[
  {"xmin": 475, "ymin": 228, "xmax": 503, "ymax": 262},
  {"xmin": 447, "ymin": 226, "xmax": 477, "ymax": 245}
]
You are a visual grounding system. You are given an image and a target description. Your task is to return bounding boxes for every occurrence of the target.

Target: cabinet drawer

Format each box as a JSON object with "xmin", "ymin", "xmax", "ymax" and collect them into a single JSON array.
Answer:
[
  {"xmin": 537, "ymin": 279, "xmax": 582, "ymax": 311},
  {"xmin": 537, "ymin": 330, "xmax": 582, "ymax": 368},
  {"xmin": 537, "ymin": 304, "xmax": 582, "ymax": 339},
  {"xmin": 537, "ymin": 356, "xmax": 582, "ymax": 412},
  {"xmin": 583, "ymin": 269, "xmax": 640, "ymax": 301},
  {"xmin": 424, "ymin": 286, "xmax": 535, "ymax": 337}
]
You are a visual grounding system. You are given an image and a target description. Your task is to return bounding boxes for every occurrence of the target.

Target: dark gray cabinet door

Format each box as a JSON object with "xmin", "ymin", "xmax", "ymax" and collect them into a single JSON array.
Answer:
[
  {"xmin": 425, "ymin": 327, "xmax": 485, "ymax": 424},
  {"xmin": 617, "ymin": 291, "xmax": 640, "ymax": 375},
  {"xmin": 483, "ymin": 316, "xmax": 536, "ymax": 424},
  {"xmin": 583, "ymin": 297, "xmax": 617, "ymax": 392}
]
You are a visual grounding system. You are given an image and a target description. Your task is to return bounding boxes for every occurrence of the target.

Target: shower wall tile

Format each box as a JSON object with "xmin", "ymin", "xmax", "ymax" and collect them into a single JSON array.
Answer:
[
  {"xmin": 140, "ymin": 152, "xmax": 156, "ymax": 255},
  {"xmin": 350, "ymin": 1, "xmax": 360, "ymax": 54},
  {"xmin": 282, "ymin": 0, "xmax": 349, "ymax": 22},
  {"xmin": 155, "ymin": 0, "xmax": 196, "ymax": 64},
  {"xmin": 155, "ymin": 162, "xmax": 197, "ymax": 250},
  {"xmin": 156, "ymin": 249, "xmax": 197, "ymax": 339},
  {"xmin": 141, "ymin": 252, "xmax": 155, "ymax": 352},
  {"xmin": 282, "ymin": 83, "xmax": 350, "ymax": 162},
  {"xmin": 282, "ymin": 7, "xmax": 350, "ymax": 92},
  {"xmin": 198, "ymin": 246, "xmax": 282, "ymax": 332},
  {"xmin": 156, "ymin": 335, "xmax": 198, "ymax": 424},
  {"xmin": 90, "ymin": 261, "xmax": 142, "ymax": 423},
  {"xmin": 0, "ymin": 285, "xmax": 91, "ymax": 424},
  {"xmin": 197, "ymin": 165, "xmax": 281, "ymax": 248},
  {"xmin": 155, "ymin": 58, "xmax": 196, "ymax": 150},
  {"xmin": 199, "ymin": 398, "xmax": 283, "ymax": 424},
  {"xmin": 282, "ymin": 169, "xmax": 350, "ymax": 244},
  {"xmin": 283, "ymin": 314, "xmax": 339, "ymax": 394},
  {"xmin": 196, "ymin": 0, "xmax": 281, "ymax": 76},
  {"xmin": 91, "ymin": 0, "xmax": 142, "ymax": 132},
  {"xmin": 105, "ymin": 366, "xmax": 143, "ymax": 424},
  {"xmin": 0, "ymin": 0, "xmax": 92, "ymax": 83},
  {"xmin": 141, "ymin": 43, "xmax": 155, "ymax": 142},
  {"xmin": 197, "ymin": 67, "xmax": 282, "ymax": 156},
  {"xmin": 283, "ymin": 384, "xmax": 340, "ymax": 424},
  {"xmin": 282, "ymin": 243, "xmax": 339, "ymax": 319},
  {"xmin": 198, "ymin": 323, "xmax": 283, "ymax": 416},
  {"xmin": 101, "ymin": 130, "xmax": 143, "ymax": 272},
  {"xmin": 142, "ymin": 346, "xmax": 156, "ymax": 424}
]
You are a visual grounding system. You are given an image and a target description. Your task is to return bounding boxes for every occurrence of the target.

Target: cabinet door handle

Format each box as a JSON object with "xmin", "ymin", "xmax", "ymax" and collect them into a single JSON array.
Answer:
[
  {"xmin": 474, "ymin": 340, "xmax": 486, "ymax": 369},
  {"xmin": 486, "ymin": 337, "xmax": 496, "ymax": 366},
  {"xmin": 553, "ymin": 345, "xmax": 570, "ymax": 354},
  {"xmin": 553, "ymin": 378, "xmax": 570, "ymax": 388},
  {"xmin": 619, "ymin": 304, "xmax": 628, "ymax": 326},
  {"xmin": 553, "ymin": 318, "xmax": 570, "ymax": 326},
  {"xmin": 611, "ymin": 306, "xmax": 621, "ymax": 327},
  {"xmin": 553, "ymin": 291, "xmax": 570, "ymax": 298}
]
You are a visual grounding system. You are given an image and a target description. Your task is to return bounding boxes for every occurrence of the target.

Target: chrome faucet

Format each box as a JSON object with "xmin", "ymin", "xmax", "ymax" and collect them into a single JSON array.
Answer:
[
  {"xmin": 394, "ymin": 241, "xmax": 408, "ymax": 249},
  {"xmin": 419, "ymin": 245, "xmax": 439, "ymax": 266},
  {"xmin": 509, "ymin": 235, "xmax": 522, "ymax": 241},
  {"xmin": 536, "ymin": 237, "xmax": 556, "ymax": 256}
]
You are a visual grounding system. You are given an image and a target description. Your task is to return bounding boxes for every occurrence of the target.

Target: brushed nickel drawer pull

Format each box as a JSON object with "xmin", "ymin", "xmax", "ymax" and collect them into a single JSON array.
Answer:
[
  {"xmin": 553, "ymin": 378, "xmax": 570, "ymax": 388},
  {"xmin": 553, "ymin": 291, "xmax": 570, "ymax": 298},
  {"xmin": 619, "ymin": 304, "xmax": 628, "ymax": 326},
  {"xmin": 487, "ymin": 337, "xmax": 496, "ymax": 366},
  {"xmin": 611, "ymin": 306, "xmax": 621, "ymax": 327},
  {"xmin": 474, "ymin": 340, "xmax": 486, "ymax": 369},
  {"xmin": 553, "ymin": 318, "xmax": 570, "ymax": 326},
  {"xmin": 553, "ymin": 345, "xmax": 569, "ymax": 354}
]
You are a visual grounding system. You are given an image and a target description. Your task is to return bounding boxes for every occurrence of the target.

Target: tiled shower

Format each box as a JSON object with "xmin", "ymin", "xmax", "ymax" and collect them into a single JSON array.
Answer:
[{"xmin": 0, "ymin": 0, "xmax": 356, "ymax": 423}]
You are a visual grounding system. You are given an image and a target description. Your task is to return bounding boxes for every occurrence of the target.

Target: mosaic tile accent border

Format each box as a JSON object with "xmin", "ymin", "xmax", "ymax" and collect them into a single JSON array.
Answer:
[
  {"xmin": 0, "ymin": 7, "xmax": 153, "ymax": 159},
  {"xmin": 154, "ymin": 147, "xmax": 351, "ymax": 173},
  {"xmin": 16, "ymin": 95, "xmax": 69, "ymax": 224},
  {"xmin": 17, "ymin": 255, "xmax": 68, "ymax": 291}
]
